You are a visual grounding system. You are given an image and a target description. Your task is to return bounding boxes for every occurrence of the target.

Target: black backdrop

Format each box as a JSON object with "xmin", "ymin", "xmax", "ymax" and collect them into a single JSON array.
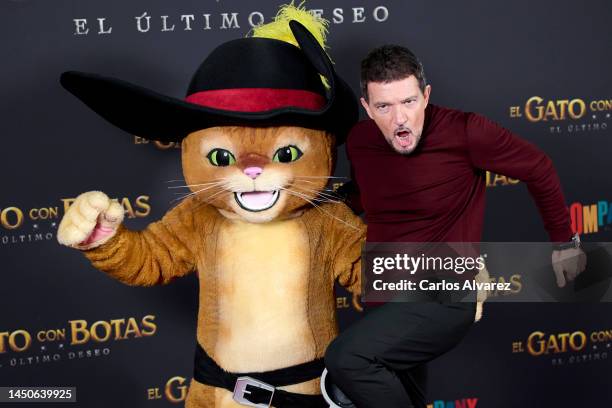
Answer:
[{"xmin": 1, "ymin": 1, "xmax": 611, "ymax": 407}]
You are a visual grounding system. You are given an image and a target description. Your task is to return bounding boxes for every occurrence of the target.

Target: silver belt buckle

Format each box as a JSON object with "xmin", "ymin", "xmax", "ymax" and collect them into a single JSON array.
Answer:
[{"xmin": 232, "ymin": 376, "xmax": 275, "ymax": 407}]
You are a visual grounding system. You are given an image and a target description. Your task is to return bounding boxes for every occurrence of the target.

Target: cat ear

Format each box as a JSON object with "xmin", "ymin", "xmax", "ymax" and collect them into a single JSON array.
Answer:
[{"xmin": 289, "ymin": 20, "xmax": 335, "ymax": 92}]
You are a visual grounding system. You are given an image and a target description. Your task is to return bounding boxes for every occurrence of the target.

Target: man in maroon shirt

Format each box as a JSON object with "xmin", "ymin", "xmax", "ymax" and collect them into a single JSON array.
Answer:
[{"xmin": 323, "ymin": 45, "xmax": 586, "ymax": 408}]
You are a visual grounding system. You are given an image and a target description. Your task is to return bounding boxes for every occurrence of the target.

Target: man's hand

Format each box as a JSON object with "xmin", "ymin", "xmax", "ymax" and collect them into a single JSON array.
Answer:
[{"xmin": 552, "ymin": 248, "xmax": 587, "ymax": 287}]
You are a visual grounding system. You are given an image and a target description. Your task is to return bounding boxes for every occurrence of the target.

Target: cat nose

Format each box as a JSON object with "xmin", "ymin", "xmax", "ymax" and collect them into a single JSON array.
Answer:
[{"xmin": 243, "ymin": 167, "xmax": 263, "ymax": 179}]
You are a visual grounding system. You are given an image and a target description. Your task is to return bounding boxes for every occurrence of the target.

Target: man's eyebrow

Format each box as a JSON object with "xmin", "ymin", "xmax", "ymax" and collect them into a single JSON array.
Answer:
[{"xmin": 373, "ymin": 95, "xmax": 419, "ymax": 106}]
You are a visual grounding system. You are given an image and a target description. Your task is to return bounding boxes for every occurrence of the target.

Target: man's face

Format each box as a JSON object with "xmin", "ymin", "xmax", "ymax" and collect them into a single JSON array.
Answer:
[{"xmin": 361, "ymin": 76, "xmax": 431, "ymax": 154}]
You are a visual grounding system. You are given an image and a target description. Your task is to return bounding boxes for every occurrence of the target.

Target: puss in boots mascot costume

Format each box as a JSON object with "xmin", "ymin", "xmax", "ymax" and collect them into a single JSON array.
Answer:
[{"xmin": 56, "ymin": 6, "xmax": 364, "ymax": 408}]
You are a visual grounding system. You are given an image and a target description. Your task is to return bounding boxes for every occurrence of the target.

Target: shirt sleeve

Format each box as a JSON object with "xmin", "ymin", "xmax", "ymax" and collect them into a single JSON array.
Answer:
[
  {"xmin": 82, "ymin": 198, "xmax": 200, "ymax": 286},
  {"xmin": 465, "ymin": 112, "xmax": 573, "ymax": 242}
]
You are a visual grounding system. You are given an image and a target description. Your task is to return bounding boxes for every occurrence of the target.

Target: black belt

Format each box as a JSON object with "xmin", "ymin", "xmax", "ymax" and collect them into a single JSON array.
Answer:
[{"xmin": 193, "ymin": 343, "xmax": 328, "ymax": 408}]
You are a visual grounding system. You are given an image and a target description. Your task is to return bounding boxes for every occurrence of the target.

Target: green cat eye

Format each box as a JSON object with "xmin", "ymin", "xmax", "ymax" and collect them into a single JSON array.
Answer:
[
  {"xmin": 207, "ymin": 148, "xmax": 236, "ymax": 166},
  {"xmin": 273, "ymin": 145, "xmax": 303, "ymax": 163}
]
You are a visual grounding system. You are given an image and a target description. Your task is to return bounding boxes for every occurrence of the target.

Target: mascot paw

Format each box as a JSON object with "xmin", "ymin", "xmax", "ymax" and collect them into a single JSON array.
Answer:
[{"xmin": 57, "ymin": 191, "xmax": 124, "ymax": 249}]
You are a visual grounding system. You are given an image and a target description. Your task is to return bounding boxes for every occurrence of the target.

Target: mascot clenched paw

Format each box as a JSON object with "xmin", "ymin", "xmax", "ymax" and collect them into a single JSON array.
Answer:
[
  {"xmin": 57, "ymin": 5, "xmax": 364, "ymax": 408},
  {"xmin": 57, "ymin": 191, "xmax": 124, "ymax": 249}
]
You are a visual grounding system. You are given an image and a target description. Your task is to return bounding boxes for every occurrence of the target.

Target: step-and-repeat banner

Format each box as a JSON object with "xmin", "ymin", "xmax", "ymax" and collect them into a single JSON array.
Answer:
[{"xmin": 1, "ymin": 1, "xmax": 611, "ymax": 406}]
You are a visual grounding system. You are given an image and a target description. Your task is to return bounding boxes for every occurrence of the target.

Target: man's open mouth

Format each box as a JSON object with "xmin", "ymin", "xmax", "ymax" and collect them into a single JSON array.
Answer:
[
  {"xmin": 395, "ymin": 129, "xmax": 414, "ymax": 148},
  {"xmin": 234, "ymin": 190, "xmax": 280, "ymax": 212}
]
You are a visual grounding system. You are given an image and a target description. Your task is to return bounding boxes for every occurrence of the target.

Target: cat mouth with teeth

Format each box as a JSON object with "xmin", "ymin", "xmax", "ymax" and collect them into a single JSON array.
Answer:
[{"xmin": 234, "ymin": 190, "xmax": 280, "ymax": 212}]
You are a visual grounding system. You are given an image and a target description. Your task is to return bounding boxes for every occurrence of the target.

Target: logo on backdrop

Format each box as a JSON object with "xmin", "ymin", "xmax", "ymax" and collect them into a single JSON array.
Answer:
[
  {"xmin": 569, "ymin": 200, "xmax": 612, "ymax": 236},
  {"xmin": 147, "ymin": 375, "xmax": 190, "ymax": 403},
  {"xmin": 0, "ymin": 195, "xmax": 152, "ymax": 246},
  {"xmin": 484, "ymin": 274, "xmax": 523, "ymax": 298},
  {"xmin": 486, "ymin": 171, "xmax": 520, "ymax": 188},
  {"xmin": 509, "ymin": 96, "xmax": 611, "ymax": 134},
  {"xmin": 511, "ymin": 328, "xmax": 611, "ymax": 366},
  {"xmin": 0, "ymin": 315, "xmax": 157, "ymax": 369},
  {"xmin": 426, "ymin": 397, "xmax": 479, "ymax": 408},
  {"xmin": 134, "ymin": 136, "xmax": 181, "ymax": 150},
  {"xmin": 71, "ymin": 5, "xmax": 390, "ymax": 36}
]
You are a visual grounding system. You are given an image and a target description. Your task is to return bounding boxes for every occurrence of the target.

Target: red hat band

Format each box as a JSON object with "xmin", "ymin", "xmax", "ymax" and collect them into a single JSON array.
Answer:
[{"xmin": 185, "ymin": 88, "xmax": 326, "ymax": 113}]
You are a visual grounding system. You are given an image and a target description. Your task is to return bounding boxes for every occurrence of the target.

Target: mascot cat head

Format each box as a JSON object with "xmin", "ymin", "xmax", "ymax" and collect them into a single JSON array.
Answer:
[
  {"xmin": 179, "ymin": 6, "xmax": 342, "ymax": 223},
  {"xmin": 182, "ymin": 125, "xmax": 334, "ymax": 223}
]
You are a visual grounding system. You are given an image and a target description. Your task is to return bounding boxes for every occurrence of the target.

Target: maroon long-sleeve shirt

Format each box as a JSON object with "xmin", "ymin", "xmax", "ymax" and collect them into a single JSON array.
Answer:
[{"xmin": 346, "ymin": 104, "xmax": 573, "ymax": 243}]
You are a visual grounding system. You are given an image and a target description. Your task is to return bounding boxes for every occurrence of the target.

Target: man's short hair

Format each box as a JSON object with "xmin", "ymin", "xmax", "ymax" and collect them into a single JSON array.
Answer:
[{"xmin": 360, "ymin": 45, "xmax": 427, "ymax": 100}]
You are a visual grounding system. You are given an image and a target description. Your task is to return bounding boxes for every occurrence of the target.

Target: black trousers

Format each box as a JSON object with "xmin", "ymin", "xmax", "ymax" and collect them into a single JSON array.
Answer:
[{"xmin": 324, "ymin": 299, "xmax": 476, "ymax": 408}]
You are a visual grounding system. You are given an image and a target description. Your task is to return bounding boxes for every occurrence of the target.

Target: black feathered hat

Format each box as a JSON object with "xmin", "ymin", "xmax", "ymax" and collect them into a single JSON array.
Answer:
[{"xmin": 60, "ymin": 21, "xmax": 358, "ymax": 144}]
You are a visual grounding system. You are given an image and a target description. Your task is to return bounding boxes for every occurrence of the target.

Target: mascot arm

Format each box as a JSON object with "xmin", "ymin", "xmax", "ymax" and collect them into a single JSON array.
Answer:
[
  {"xmin": 58, "ymin": 191, "xmax": 197, "ymax": 286},
  {"xmin": 329, "ymin": 204, "xmax": 366, "ymax": 309}
]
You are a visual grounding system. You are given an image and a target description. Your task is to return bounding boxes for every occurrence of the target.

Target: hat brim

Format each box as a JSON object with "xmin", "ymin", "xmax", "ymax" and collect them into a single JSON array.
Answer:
[
  {"xmin": 60, "ymin": 21, "xmax": 357, "ymax": 144},
  {"xmin": 60, "ymin": 70, "xmax": 356, "ymax": 144}
]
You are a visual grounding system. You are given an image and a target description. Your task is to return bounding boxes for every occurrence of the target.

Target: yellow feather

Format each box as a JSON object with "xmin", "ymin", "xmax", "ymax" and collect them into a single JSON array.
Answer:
[
  {"xmin": 250, "ymin": 1, "xmax": 329, "ymax": 50},
  {"xmin": 249, "ymin": 2, "xmax": 331, "ymax": 88}
]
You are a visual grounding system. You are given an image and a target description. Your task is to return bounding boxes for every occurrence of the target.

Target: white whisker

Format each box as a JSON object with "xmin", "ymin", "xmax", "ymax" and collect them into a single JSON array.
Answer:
[
  {"xmin": 294, "ymin": 176, "xmax": 349, "ymax": 180},
  {"xmin": 170, "ymin": 181, "xmax": 231, "ymax": 203},
  {"xmin": 167, "ymin": 181, "xmax": 226, "ymax": 189},
  {"xmin": 280, "ymin": 188, "xmax": 359, "ymax": 231},
  {"xmin": 291, "ymin": 184, "xmax": 342, "ymax": 202},
  {"xmin": 188, "ymin": 190, "xmax": 233, "ymax": 214}
]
